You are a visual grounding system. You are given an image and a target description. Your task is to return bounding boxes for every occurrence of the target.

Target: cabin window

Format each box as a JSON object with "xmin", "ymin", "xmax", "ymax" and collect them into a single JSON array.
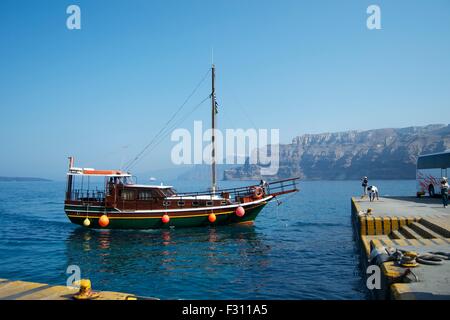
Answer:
[
  {"xmin": 192, "ymin": 201, "xmax": 199, "ymax": 207},
  {"xmin": 121, "ymin": 190, "xmax": 134, "ymax": 201},
  {"xmin": 221, "ymin": 200, "xmax": 227, "ymax": 205},
  {"xmin": 138, "ymin": 191, "xmax": 153, "ymax": 200},
  {"xmin": 206, "ymin": 201, "xmax": 213, "ymax": 206},
  {"xmin": 177, "ymin": 201, "xmax": 185, "ymax": 207},
  {"xmin": 163, "ymin": 201, "xmax": 171, "ymax": 207}
]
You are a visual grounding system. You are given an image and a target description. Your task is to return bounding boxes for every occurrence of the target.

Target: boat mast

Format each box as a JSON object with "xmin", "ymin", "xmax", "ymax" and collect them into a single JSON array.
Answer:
[{"xmin": 211, "ymin": 64, "xmax": 217, "ymax": 193}]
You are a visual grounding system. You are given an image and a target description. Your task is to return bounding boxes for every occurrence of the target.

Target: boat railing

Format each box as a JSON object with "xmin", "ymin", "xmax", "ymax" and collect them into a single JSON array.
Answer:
[
  {"xmin": 68, "ymin": 189, "xmax": 106, "ymax": 202},
  {"xmin": 266, "ymin": 177, "xmax": 299, "ymax": 196},
  {"xmin": 176, "ymin": 177, "xmax": 299, "ymax": 200},
  {"xmin": 176, "ymin": 185, "xmax": 255, "ymax": 200},
  {"xmin": 65, "ymin": 178, "xmax": 299, "ymax": 204}
]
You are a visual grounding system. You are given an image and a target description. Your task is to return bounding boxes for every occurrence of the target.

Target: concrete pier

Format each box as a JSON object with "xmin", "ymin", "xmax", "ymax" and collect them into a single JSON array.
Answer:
[
  {"xmin": 352, "ymin": 196, "xmax": 450, "ymax": 300},
  {"xmin": 0, "ymin": 278, "xmax": 156, "ymax": 300}
]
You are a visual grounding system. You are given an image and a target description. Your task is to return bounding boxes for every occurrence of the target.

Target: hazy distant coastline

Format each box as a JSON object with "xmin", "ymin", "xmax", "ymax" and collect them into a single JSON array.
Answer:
[
  {"xmin": 223, "ymin": 124, "xmax": 450, "ymax": 181},
  {"xmin": 0, "ymin": 176, "xmax": 51, "ymax": 182}
]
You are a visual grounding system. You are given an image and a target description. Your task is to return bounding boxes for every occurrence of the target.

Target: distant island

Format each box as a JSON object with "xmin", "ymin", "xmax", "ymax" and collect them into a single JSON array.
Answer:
[
  {"xmin": 221, "ymin": 124, "xmax": 450, "ymax": 181},
  {"xmin": 0, "ymin": 176, "xmax": 51, "ymax": 182}
]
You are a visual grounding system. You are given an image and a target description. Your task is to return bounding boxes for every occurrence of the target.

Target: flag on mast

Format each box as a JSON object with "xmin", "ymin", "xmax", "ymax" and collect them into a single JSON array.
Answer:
[
  {"xmin": 211, "ymin": 93, "xmax": 219, "ymax": 114},
  {"xmin": 214, "ymin": 99, "xmax": 219, "ymax": 114}
]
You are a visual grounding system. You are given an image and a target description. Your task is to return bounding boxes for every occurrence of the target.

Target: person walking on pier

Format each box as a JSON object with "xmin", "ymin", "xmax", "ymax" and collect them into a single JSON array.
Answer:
[
  {"xmin": 441, "ymin": 177, "xmax": 449, "ymax": 208},
  {"xmin": 367, "ymin": 185, "xmax": 379, "ymax": 202},
  {"xmin": 362, "ymin": 176, "xmax": 368, "ymax": 197}
]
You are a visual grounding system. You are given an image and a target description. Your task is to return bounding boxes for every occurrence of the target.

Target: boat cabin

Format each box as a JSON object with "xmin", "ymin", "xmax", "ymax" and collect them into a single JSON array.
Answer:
[{"xmin": 65, "ymin": 160, "xmax": 234, "ymax": 211}]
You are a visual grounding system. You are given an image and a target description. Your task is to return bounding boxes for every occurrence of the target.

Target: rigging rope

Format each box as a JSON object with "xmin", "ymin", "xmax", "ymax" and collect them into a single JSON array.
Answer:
[
  {"xmin": 127, "ymin": 94, "xmax": 211, "ymax": 170},
  {"xmin": 124, "ymin": 69, "xmax": 211, "ymax": 171},
  {"xmin": 267, "ymin": 192, "xmax": 297, "ymax": 227}
]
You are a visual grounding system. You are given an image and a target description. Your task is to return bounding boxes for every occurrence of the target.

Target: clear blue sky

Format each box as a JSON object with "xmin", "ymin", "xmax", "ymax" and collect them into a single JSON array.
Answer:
[{"xmin": 0, "ymin": 0, "xmax": 449, "ymax": 179}]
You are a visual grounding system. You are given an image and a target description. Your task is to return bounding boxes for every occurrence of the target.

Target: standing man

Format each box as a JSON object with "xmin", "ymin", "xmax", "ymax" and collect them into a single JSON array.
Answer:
[
  {"xmin": 362, "ymin": 176, "xmax": 369, "ymax": 197},
  {"xmin": 260, "ymin": 179, "xmax": 269, "ymax": 195},
  {"xmin": 441, "ymin": 177, "xmax": 449, "ymax": 208},
  {"xmin": 367, "ymin": 185, "xmax": 379, "ymax": 202}
]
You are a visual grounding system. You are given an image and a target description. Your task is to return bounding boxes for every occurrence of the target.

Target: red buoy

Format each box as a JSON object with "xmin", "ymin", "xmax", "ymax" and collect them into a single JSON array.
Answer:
[
  {"xmin": 208, "ymin": 213, "xmax": 216, "ymax": 223},
  {"xmin": 162, "ymin": 214, "xmax": 170, "ymax": 224},
  {"xmin": 235, "ymin": 206, "xmax": 245, "ymax": 217},
  {"xmin": 98, "ymin": 215, "xmax": 109, "ymax": 227}
]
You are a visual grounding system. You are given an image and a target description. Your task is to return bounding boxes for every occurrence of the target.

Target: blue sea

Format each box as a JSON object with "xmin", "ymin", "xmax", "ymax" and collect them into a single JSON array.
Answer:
[{"xmin": 0, "ymin": 179, "xmax": 416, "ymax": 299}]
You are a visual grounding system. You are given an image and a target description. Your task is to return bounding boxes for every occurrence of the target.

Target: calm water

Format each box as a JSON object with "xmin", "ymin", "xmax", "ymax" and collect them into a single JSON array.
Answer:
[{"xmin": 0, "ymin": 179, "xmax": 415, "ymax": 299}]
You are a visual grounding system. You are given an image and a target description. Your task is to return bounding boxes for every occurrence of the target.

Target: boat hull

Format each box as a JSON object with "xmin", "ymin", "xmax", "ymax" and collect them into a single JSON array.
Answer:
[{"xmin": 65, "ymin": 201, "xmax": 268, "ymax": 229}]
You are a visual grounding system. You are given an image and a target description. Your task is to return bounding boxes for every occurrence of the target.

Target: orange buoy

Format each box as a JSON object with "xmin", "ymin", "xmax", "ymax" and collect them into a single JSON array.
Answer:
[
  {"xmin": 98, "ymin": 215, "xmax": 109, "ymax": 227},
  {"xmin": 235, "ymin": 206, "xmax": 245, "ymax": 217},
  {"xmin": 208, "ymin": 213, "xmax": 216, "ymax": 223},
  {"xmin": 162, "ymin": 214, "xmax": 170, "ymax": 224}
]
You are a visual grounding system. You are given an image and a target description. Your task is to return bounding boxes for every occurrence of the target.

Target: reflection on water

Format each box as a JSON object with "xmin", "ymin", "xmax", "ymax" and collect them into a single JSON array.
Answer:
[
  {"xmin": 65, "ymin": 225, "xmax": 270, "ymax": 299},
  {"xmin": 2, "ymin": 180, "xmax": 413, "ymax": 299}
]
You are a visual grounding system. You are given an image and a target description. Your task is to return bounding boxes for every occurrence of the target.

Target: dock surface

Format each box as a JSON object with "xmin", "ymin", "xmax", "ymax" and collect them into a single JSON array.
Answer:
[
  {"xmin": 0, "ymin": 278, "xmax": 150, "ymax": 300},
  {"xmin": 352, "ymin": 196, "xmax": 450, "ymax": 300}
]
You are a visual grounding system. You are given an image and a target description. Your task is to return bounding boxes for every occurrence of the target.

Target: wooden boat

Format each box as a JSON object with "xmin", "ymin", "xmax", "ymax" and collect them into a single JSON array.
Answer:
[{"xmin": 64, "ymin": 65, "xmax": 299, "ymax": 229}]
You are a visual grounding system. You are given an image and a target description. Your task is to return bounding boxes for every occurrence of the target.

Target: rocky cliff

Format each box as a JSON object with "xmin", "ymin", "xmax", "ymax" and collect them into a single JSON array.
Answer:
[{"xmin": 223, "ymin": 124, "xmax": 450, "ymax": 180}]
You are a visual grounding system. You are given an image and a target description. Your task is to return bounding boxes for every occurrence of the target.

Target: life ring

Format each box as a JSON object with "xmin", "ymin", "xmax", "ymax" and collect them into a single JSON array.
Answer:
[{"xmin": 252, "ymin": 187, "xmax": 264, "ymax": 199}]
